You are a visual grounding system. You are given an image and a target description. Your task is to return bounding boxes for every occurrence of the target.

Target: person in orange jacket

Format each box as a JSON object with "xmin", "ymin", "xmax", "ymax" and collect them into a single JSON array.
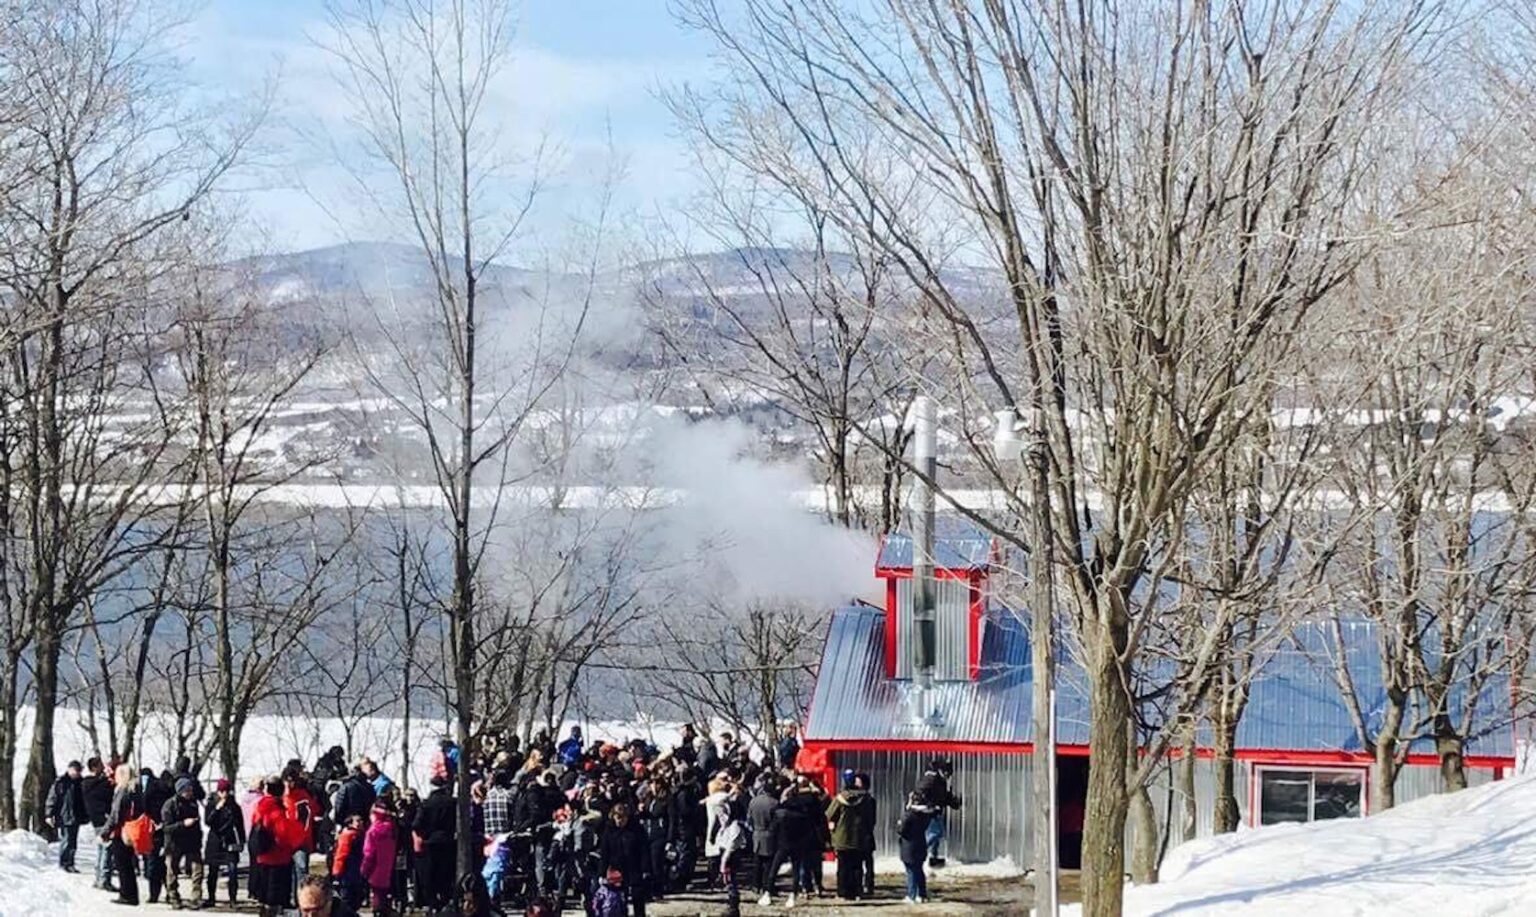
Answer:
[
  {"xmin": 331, "ymin": 813, "xmax": 366, "ymax": 910},
  {"xmin": 249, "ymin": 776, "xmax": 311, "ymax": 917}
]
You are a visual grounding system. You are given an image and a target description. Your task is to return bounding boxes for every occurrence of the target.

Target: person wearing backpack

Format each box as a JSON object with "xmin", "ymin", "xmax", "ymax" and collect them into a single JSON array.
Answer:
[
  {"xmin": 203, "ymin": 778, "xmax": 245, "ymax": 908},
  {"xmin": 250, "ymin": 776, "xmax": 310, "ymax": 917},
  {"xmin": 102, "ymin": 763, "xmax": 144, "ymax": 905},
  {"xmin": 826, "ymin": 773, "xmax": 876, "ymax": 900}
]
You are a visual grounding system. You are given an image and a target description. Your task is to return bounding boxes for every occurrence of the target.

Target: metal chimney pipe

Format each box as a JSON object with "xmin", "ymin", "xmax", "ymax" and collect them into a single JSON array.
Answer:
[{"xmin": 912, "ymin": 395, "xmax": 937, "ymax": 694}]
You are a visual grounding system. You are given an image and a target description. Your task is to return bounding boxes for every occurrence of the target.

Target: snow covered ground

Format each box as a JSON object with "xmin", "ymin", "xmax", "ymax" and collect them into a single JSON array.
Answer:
[
  {"xmin": 9, "ymin": 775, "xmax": 1536, "ymax": 915},
  {"xmin": 0, "ymin": 830, "xmax": 91, "ymax": 915},
  {"xmin": 1067, "ymin": 771, "xmax": 1536, "ymax": 916},
  {"xmin": 12, "ymin": 706, "xmax": 765, "ymax": 792}
]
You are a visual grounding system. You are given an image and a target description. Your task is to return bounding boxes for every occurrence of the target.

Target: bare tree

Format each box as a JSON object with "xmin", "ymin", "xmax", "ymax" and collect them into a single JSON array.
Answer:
[
  {"xmin": 321, "ymin": 0, "xmax": 606, "ymax": 876},
  {"xmin": 0, "ymin": 0, "xmax": 260, "ymax": 829},
  {"xmin": 676, "ymin": 2, "xmax": 1432, "ymax": 911},
  {"xmin": 167, "ymin": 231, "xmax": 330, "ymax": 781},
  {"xmin": 643, "ymin": 188, "xmax": 916, "ymax": 531}
]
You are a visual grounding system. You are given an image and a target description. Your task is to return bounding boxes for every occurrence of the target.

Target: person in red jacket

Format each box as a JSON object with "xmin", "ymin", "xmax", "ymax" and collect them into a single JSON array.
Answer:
[
  {"xmin": 284, "ymin": 763, "xmax": 320, "ymax": 905},
  {"xmin": 331, "ymin": 813, "xmax": 366, "ymax": 910},
  {"xmin": 250, "ymin": 776, "xmax": 310, "ymax": 917}
]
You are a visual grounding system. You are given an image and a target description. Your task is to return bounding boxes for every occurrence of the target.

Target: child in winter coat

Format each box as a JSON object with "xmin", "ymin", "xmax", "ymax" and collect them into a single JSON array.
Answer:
[
  {"xmin": 897, "ymin": 793, "xmax": 936, "ymax": 904},
  {"xmin": 360, "ymin": 803, "xmax": 399, "ymax": 916},
  {"xmin": 332, "ymin": 813, "xmax": 366, "ymax": 909},
  {"xmin": 480, "ymin": 832, "xmax": 513, "ymax": 901}
]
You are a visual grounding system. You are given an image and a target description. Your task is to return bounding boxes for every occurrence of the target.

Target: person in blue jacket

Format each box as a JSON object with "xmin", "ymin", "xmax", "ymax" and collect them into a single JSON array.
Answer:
[{"xmin": 557, "ymin": 727, "xmax": 584, "ymax": 767}]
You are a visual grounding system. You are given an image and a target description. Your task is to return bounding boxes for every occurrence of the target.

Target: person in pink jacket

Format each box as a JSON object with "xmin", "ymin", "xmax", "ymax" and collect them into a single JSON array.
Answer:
[{"xmin": 360, "ymin": 803, "xmax": 399, "ymax": 916}]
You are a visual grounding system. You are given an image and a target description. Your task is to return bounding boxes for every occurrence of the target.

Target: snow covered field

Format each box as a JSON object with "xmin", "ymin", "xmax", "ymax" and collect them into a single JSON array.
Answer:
[
  {"xmin": 11, "ymin": 706, "xmax": 722, "ymax": 792},
  {"xmin": 1066, "ymin": 771, "xmax": 1536, "ymax": 916}
]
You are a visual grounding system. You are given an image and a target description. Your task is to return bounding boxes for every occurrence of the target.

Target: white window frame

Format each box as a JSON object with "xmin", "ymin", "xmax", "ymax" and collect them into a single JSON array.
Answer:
[{"xmin": 1252, "ymin": 764, "xmax": 1368, "ymax": 828}]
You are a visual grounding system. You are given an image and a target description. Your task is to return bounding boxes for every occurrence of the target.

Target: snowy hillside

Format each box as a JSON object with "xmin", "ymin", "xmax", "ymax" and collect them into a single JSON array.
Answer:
[{"xmin": 1069, "ymin": 773, "xmax": 1536, "ymax": 916}]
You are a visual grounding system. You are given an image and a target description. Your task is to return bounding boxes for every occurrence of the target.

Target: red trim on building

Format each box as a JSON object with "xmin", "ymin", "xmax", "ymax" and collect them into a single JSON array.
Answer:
[
  {"xmin": 967, "ymin": 575, "xmax": 983, "ymax": 680},
  {"xmin": 801, "ymin": 738, "xmax": 1514, "ymax": 770},
  {"xmin": 875, "ymin": 566, "xmax": 986, "ymax": 580},
  {"xmin": 803, "ymin": 738, "xmax": 1097, "ymax": 757},
  {"xmin": 883, "ymin": 578, "xmax": 899, "ymax": 678}
]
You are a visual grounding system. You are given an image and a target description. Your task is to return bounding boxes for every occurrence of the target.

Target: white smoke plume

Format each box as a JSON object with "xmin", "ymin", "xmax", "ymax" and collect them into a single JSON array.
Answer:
[{"xmin": 639, "ymin": 415, "xmax": 881, "ymax": 609}]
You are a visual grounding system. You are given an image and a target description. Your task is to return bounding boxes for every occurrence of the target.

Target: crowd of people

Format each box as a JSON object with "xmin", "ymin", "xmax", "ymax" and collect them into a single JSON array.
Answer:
[{"xmin": 44, "ymin": 722, "xmax": 964, "ymax": 915}]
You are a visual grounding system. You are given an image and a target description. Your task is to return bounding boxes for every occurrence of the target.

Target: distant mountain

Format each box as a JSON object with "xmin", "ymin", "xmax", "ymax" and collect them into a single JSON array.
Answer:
[
  {"xmin": 240, "ymin": 240, "xmax": 547, "ymax": 304},
  {"xmin": 244, "ymin": 241, "xmax": 1001, "ymax": 306}
]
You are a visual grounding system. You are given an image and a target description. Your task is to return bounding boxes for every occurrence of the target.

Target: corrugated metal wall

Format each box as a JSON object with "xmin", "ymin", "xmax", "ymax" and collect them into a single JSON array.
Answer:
[
  {"xmin": 1145, "ymin": 758, "xmax": 1254, "ymax": 842},
  {"xmin": 835, "ymin": 749, "xmax": 1035, "ymax": 867},
  {"xmin": 1395, "ymin": 762, "xmax": 1494, "ymax": 803},
  {"xmin": 894, "ymin": 578, "xmax": 972, "ymax": 681},
  {"xmin": 828, "ymin": 751, "xmax": 1496, "ymax": 869}
]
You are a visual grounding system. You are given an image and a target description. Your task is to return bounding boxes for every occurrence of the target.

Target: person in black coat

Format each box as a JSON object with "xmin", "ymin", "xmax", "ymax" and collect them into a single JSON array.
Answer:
[
  {"xmin": 897, "ymin": 794, "xmax": 936, "ymax": 902},
  {"xmin": 747, "ymin": 778, "xmax": 780, "ymax": 902},
  {"xmin": 81, "ymin": 757, "xmax": 115, "ymax": 890},
  {"xmin": 598, "ymin": 803, "xmax": 649, "ymax": 917},
  {"xmin": 413, "ymin": 777, "xmax": 457, "ymax": 910},
  {"xmin": 333, "ymin": 767, "xmax": 377, "ymax": 827},
  {"xmin": 204, "ymin": 778, "xmax": 246, "ymax": 907},
  {"xmin": 914, "ymin": 759, "xmax": 962, "ymax": 867},
  {"xmin": 46, "ymin": 759, "xmax": 88, "ymax": 872},
  {"xmin": 102, "ymin": 764, "xmax": 143, "ymax": 905},
  {"xmin": 161, "ymin": 777, "xmax": 205, "ymax": 908},
  {"xmin": 139, "ymin": 769, "xmax": 174, "ymax": 903},
  {"xmin": 637, "ymin": 778, "xmax": 672, "ymax": 901},
  {"xmin": 765, "ymin": 779, "xmax": 822, "ymax": 903},
  {"xmin": 666, "ymin": 767, "xmax": 703, "ymax": 891},
  {"xmin": 515, "ymin": 771, "xmax": 567, "ymax": 898}
]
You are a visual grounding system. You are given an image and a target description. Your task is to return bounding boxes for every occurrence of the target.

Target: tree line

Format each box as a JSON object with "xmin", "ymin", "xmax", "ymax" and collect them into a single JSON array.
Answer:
[{"xmin": 6, "ymin": 3, "xmax": 1536, "ymax": 916}]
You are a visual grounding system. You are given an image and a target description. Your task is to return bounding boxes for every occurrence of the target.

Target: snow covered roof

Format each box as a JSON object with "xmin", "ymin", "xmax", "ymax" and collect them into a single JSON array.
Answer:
[{"xmin": 805, "ymin": 607, "xmax": 1516, "ymax": 760}]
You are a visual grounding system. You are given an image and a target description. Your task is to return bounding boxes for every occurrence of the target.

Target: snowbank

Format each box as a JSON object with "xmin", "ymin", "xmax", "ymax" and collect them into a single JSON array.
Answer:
[
  {"xmin": 0, "ymin": 830, "xmax": 92, "ymax": 915},
  {"xmin": 1067, "ymin": 773, "xmax": 1536, "ymax": 916},
  {"xmin": 871, "ymin": 855, "xmax": 1024, "ymax": 880}
]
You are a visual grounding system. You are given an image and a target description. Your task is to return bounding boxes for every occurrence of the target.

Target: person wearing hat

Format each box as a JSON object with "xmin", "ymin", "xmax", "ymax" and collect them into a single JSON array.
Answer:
[
  {"xmin": 204, "ymin": 777, "xmax": 246, "ymax": 907},
  {"xmin": 161, "ymin": 775, "xmax": 206, "ymax": 909},
  {"xmin": 45, "ymin": 759, "xmax": 88, "ymax": 872}
]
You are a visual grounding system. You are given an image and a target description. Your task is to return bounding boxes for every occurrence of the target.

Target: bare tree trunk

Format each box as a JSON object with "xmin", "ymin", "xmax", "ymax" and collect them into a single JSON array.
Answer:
[
  {"xmin": 1083, "ymin": 630, "xmax": 1131, "ymax": 913},
  {"xmin": 0, "ymin": 649, "xmax": 20, "ymax": 829},
  {"xmin": 1176, "ymin": 728, "xmax": 1198, "ymax": 843},
  {"xmin": 1129, "ymin": 782, "xmax": 1159, "ymax": 885},
  {"xmin": 20, "ymin": 626, "xmax": 60, "ymax": 831},
  {"xmin": 1373, "ymin": 738, "xmax": 1399, "ymax": 813},
  {"xmin": 1128, "ymin": 726, "xmax": 1159, "ymax": 885},
  {"xmin": 1435, "ymin": 721, "xmax": 1468, "ymax": 793},
  {"xmin": 1212, "ymin": 734, "xmax": 1240, "ymax": 834}
]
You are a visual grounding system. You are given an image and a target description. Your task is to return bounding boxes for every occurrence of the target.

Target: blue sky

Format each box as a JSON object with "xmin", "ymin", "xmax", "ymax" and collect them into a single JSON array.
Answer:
[{"xmin": 182, "ymin": 0, "xmax": 717, "ymax": 253}]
